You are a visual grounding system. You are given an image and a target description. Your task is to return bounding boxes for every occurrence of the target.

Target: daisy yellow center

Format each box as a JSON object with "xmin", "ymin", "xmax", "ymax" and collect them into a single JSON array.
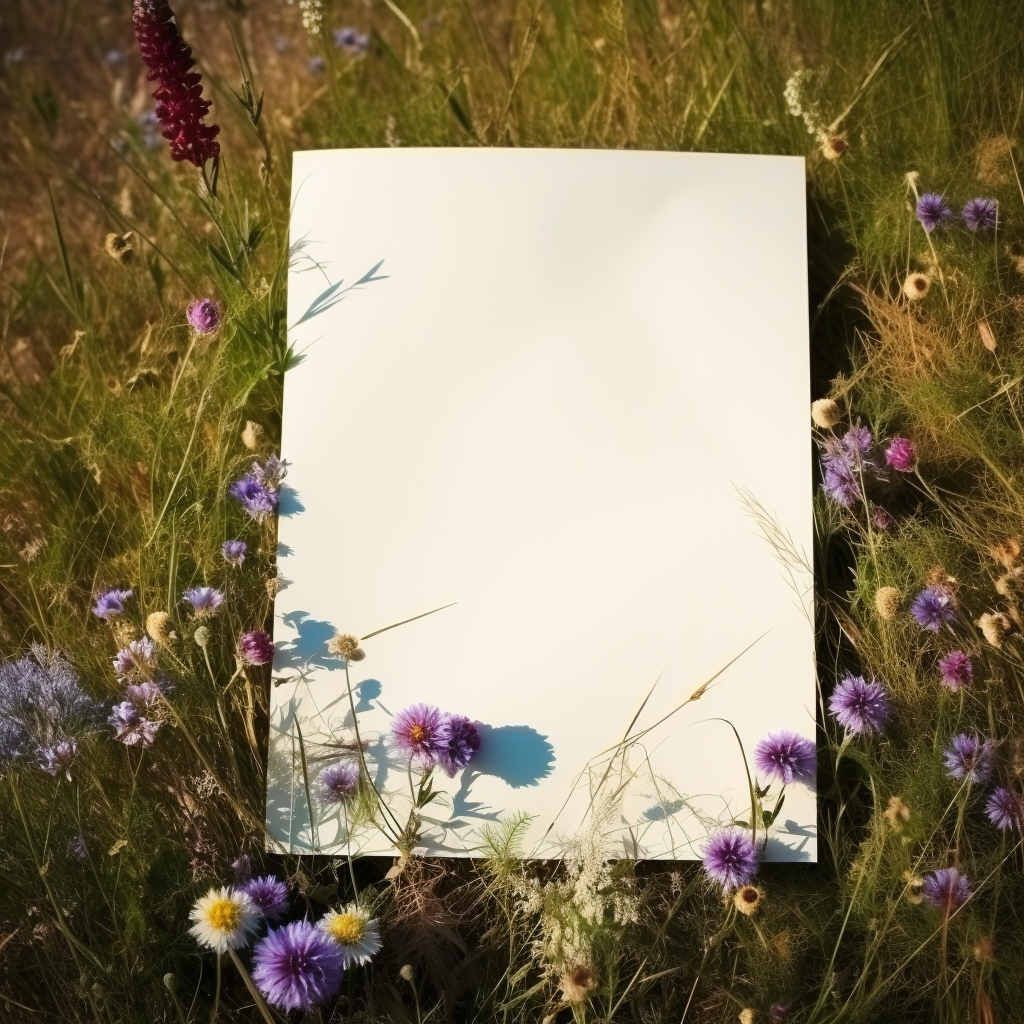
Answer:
[
  {"xmin": 206, "ymin": 897, "xmax": 241, "ymax": 933},
  {"xmin": 327, "ymin": 913, "xmax": 365, "ymax": 945},
  {"xmin": 409, "ymin": 724, "xmax": 426, "ymax": 743}
]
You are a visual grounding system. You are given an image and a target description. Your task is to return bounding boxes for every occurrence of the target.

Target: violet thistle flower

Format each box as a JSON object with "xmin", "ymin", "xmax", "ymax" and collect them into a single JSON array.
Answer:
[
  {"xmin": 910, "ymin": 587, "xmax": 956, "ymax": 632},
  {"xmin": 818, "ymin": 426, "xmax": 881, "ymax": 508},
  {"xmin": 132, "ymin": 0, "xmax": 221, "ymax": 167},
  {"xmin": 112, "ymin": 637, "xmax": 158, "ymax": 681},
  {"xmin": 884, "ymin": 437, "xmax": 917, "ymax": 473},
  {"xmin": 701, "ymin": 828, "xmax": 758, "ymax": 890},
  {"xmin": 252, "ymin": 455, "xmax": 290, "ymax": 490},
  {"xmin": 182, "ymin": 586, "xmax": 224, "ymax": 618},
  {"xmin": 239, "ymin": 629, "xmax": 275, "ymax": 666},
  {"xmin": 436, "ymin": 714, "xmax": 482, "ymax": 777},
  {"xmin": 320, "ymin": 761, "xmax": 361, "ymax": 803},
  {"xmin": 186, "ymin": 297, "xmax": 221, "ymax": 335},
  {"xmin": 937, "ymin": 650, "xmax": 973, "ymax": 692},
  {"xmin": 36, "ymin": 737, "xmax": 79, "ymax": 779},
  {"xmin": 391, "ymin": 703, "xmax": 446, "ymax": 770},
  {"xmin": 252, "ymin": 920, "xmax": 345, "ymax": 1012},
  {"xmin": 827, "ymin": 674, "xmax": 890, "ymax": 736},
  {"xmin": 985, "ymin": 787, "xmax": 1023, "ymax": 830},
  {"xmin": 752, "ymin": 730, "xmax": 816, "ymax": 785},
  {"xmin": 92, "ymin": 587, "xmax": 132, "ymax": 620},
  {"xmin": 243, "ymin": 876, "xmax": 290, "ymax": 924},
  {"xmin": 222, "ymin": 539, "xmax": 247, "ymax": 566},
  {"xmin": 921, "ymin": 867, "xmax": 971, "ymax": 915},
  {"xmin": 108, "ymin": 700, "xmax": 162, "ymax": 747},
  {"xmin": 229, "ymin": 473, "xmax": 279, "ymax": 522},
  {"xmin": 943, "ymin": 733, "xmax": 993, "ymax": 784},
  {"xmin": 916, "ymin": 192, "xmax": 952, "ymax": 232},
  {"xmin": 962, "ymin": 197, "xmax": 998, "ymax": 232}
]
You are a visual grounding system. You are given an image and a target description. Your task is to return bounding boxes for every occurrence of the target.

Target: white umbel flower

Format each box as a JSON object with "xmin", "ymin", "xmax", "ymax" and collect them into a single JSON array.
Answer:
[
  {"xmin": 319, "ymin": 904, "xmax": 382, "ymax": 968},
  {"xmin": 188, "ymin": 887, "xmax": 259, "ymax": 953}
]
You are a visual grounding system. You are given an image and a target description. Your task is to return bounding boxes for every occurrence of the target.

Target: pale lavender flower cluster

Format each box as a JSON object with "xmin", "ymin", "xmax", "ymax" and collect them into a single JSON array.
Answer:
[
  {"xmin": 186, "ymin": 297, "xmax": 221, "ymax": 335},
  {"xmin": 229, "ymin": 455, "xmax": 290, "ymax": 522},
  {"xmin": 701, "ymin": 828, "xmax": 758, "ymax": 890},
  {"xmin": 391, "ymin": 704, "xmax": 482, "ymax": 777},
  {"xmin": 827, "ymin": 674, "xmax": 890, "ymax": 736},
  {"xmin": 752, "ymin": 731, "xmax": 816, "ymax": 786},
  {"xmin": 916, "ymin": 191, "xmax": 998, "ymax": 233},
  {"xmin": 239, "ymin": 629, "xmax": 275, "ymax": 666},
  {"xmin": 817, "ymin": 425, "xmax": 910, "ymax": 527},
  {"xmin": 113, "ymin": 637, "xmax": 158, "ymax": 681},
  {"xmin": 108, "ymin": 640, "xmax": 167, "ymax": 748},
  {"xmin": 109, "ymin": 700, "xmax": 162, "ymax": 747},
  {"xmin": 333, "ymin": 26, "xmax": 369, "ymax": 55}
]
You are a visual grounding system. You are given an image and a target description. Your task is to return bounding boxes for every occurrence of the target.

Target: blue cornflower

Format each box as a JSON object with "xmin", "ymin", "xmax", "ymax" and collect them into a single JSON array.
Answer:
[
  {"xmin": 436, "ymin": 714, "xmax": 482, "ymax": 778},
  {"xmin": 333, "ymin": 27, "xmax": 370, "ymax": 55},
  {"xmin": 922, "ymin": 867, "xmax": 971, "ymax": 915},
  {"xmin": 252, "ymin": 920, "xmax": 344, "ymax": 1012},
  {"xmin": 752, "ymin": 731, "xmax": 816, "ymax": 785},
  {"xmin": 916, "ymin": 192, "xmax": 952, "ymax": 232},
  {"xmin": 910, "ymin": 587, "xmax": 956, "ymax": 632},
  {"xmin": 827, "ymin": 674, "xmax": 890, "ymax": 736},
  {"xmin": 943, "ymin": 733, "xmax": 993, "ymax": 784},
  {"xmin": 985, "ymin": 787, "xmax": 1023, "ymax": 830},
  {"xmin": 701, "ymin": 829, "xmax": 758, "ymax": 890},
  {"xmin": 222, "ymin": 539, "xmax": 247, "ymax": 566},
  {"xmin": 182, "ymin": 586, "xmax": 225, "ymax": 618},
  {"xmin": 92, "ymin": 587, "xmax": 132, "ymax": 620},
  {"xmin": 229, "ymin": 474, "xmax": 279, "ymax": 521},
  {"xmin": 962, "ymin": 197, "xmax": 998, "ymax": 232}
]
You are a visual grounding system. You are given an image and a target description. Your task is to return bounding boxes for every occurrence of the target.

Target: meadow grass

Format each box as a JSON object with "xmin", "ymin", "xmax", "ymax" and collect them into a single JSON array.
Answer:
[{"xmin": 2, "ymin": 0, "xmax": 1024, "ymax": 1021}]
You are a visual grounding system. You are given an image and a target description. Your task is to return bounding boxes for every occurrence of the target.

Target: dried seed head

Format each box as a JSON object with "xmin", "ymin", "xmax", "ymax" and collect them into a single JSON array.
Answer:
[
  {"xmin": 733, "ymin": 885, "xmax": 763, "ymax": 916},
  {"xmin": 146, "ymin": 610, "xmax": 177, "ymax": 645},
  {"xmin": 902, "ymin": 272, "xmax": 931, "ymax": 301},
  {"xmin": 104, "ymin": 232, "xmax": 135, "ymax": 263},
  {"xmin": 739, "ymin": 1009, "xmax": 758, "ymax": 1024},
  {"xmin": 820, "ymin": 134, "xmax": 847, "ymax": 161},
  {"xmin": 241, "ymin": 420, "xmax": 263, "ymax": 450},
  {"xmin": 977, "ymin": 611, "xmax": 1013, "ymax": 649},
  {"xmin": 770, "ymin": 928, "xmax": 793, "ymax": 962},
  {"xmin": 883, "ymin": 795, "xmax": 911, "ymax": 830},
  {"xmin": 988, "ymin": 538, "xmax": 1020, "ymax": 571},
  {"xmin": 978, "ymin": 319, "xmax": 997, "ymax": 352},
  {"xmin": 974, "ymin": 935, "xmax": 997, "ymax": 962},
  {"xmin": 399, "ymin": 964, "xmax": 415, "ymax": 983},
  {"xmin": 193, "ymin": 625, "xmax": 211, "ymax": 649},
  {"xmin": 926, "ymin": 565, "xmax": 958, "ymax": 595},
  {"xmin": 903, "ymin": 871, "xmax": 925, "ymax": 905},
  {"xmin": 874, "ymin": 586, "xmax": 901, "ymax": 621},
  {"xmin": 327, "ymin": 632, "xmax": 364, "ymax": 660},
  {"xmin": 810, "ymin": 398, "xmax": 841, "ymax": 429},
  {"xmin": 111, "ymin": 620, "xmax": 137, "ymax": 647},
  {"xmin": 559, "ymin": 965, "xmax": 596, "ymax": 1003}
]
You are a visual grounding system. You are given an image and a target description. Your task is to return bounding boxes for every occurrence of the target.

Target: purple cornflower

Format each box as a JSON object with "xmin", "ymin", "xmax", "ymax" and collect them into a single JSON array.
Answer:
[
  {"xmin": 921, "ymin": 867, "xmax": 971, "ymax": 915},
  {"xmin": 819, "ymin": 426, "xmax": 880, "ymax": 508},
  {"xmin": 92, "ymin": 588, "xmax": 132, "ymax": 620},
  {"xmin": 985, "ymin": 787, "xmax": 1023, "ymax": 830},
  {"xmin": 943, "ymin": 733, "xmax": 993, "ymax": 784},
  {"xmin": 243, "ymin": 876, "xmax": 290, "ymax": 923},
  {"xmin": 769, "ymin": 1007, "xmax": 790, "ymax": 1024},
  {"xmin": 229, "ymin": 473, "xmax": 279, "ymax": 522},
  {"xmin": 182, "ymin": 586, "xmax": 224, "ymax": 618},
  {"xmin": 437, "ymin": 714, "xmax": 482, "ymax": 778},
  {"xmin": 333, "ymin": 27, "xmax": 370, "ymax": 55},
  {"xmin": 112, "ymin": 637, "xmax": 157, "ymax": 680},
  {"xmin": 252, "ymin": 920, "xmax": 345, "ymax": 1012},
  {"xmin": 701, "ymin": 828, "xmax": 758, "ymax": 890},
  {"xmin": 320, "ymin": 761, "xmax": 361, "ymax": 803},
  {"xmin": 916, "ymin": 192, "xmax": 952, "ymax": 232},
  {"xmin": 752, "ymin": 731, "xmax": 816, "ymax": 785},
  {"xmin": 391, "ymin": 703, "xmax": 446, "ymax": 770},
  {"xmin": 252, "ymin": 455, "xmax": 290, "ymax": 490},
  {"xmin": 910, "ymin": 587, "xmax": 956, "ymax": 632},
  {"xmin": 962, "ymin": 197, "xmax": 998, "ymax": 232},
  {"xmin": 108, "ymin": 700, "xmax": 161, "ymax": 747},
  {"xmin": 884, "ymin": 437, "xmax": 917, "ymax": 473},
  {"xmin": 827, "ymin": 674, "xmax": 890, "ymax": 736},
  {"xmin": 37, "ymin": 738, "xmax": 79, "ymax": 779},
  {"xmin": 239, "ymin": 629, "xmax": 275, "ymax": 666},
  {"xmin": 222, "ymin": 539, "xmax": 247, "ymax": 566},
  {"xmin": 937, "ymin": 651, "xmax": 973, "ymax": 692},
  {"xmin": 186, "ymin": 297, "xmax": 221, "ymax": 335},
  {"xmin": 872, "ymin": 506, "xmax": 894, "ymax": 531},
  {"xmin": 125, "ymin": 679, "xmax": 168, "ymax": 711}
]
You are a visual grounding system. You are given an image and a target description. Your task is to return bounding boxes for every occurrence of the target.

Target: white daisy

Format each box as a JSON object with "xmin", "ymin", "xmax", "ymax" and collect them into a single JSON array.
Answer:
[
  {"xmin": 318, "ymin": 904, "xmax": 382, "ymax": 967},
  {"xmin": 188, "ymin": 887, "xmax": 260, "ymax": 953}
]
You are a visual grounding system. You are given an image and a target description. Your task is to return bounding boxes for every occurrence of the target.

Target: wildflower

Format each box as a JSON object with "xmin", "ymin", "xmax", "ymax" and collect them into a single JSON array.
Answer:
[
  {"xmin": 874, "ymin": 586, "xmax": 901, "ymax": 620},
  {"xmin": 902, "ymin": 272, "xmax": 930, "ymax": 300},
  {"xmin": 985, "ymin": 787, "xmax": 1023, "ymax": 830},
  {"xmin": 104, "ymin": 232, "xmax": 134, "ymax": 263},
  {"xmin": 320, "ymin": 761, "xmax": 361, "ymax": 803},
  {"xmin": 916, "ymin": 192, "xmax": 952, "ymax": 232},
  {"xmin": 962, "ymin": 197, "xmax": 998, "ymax": 232},
  {"xmin": 769, "ymin": 1007, "xmax": 790, "ymax": 1024},
  {"xmin": 189, "ymin": 887, "xmax": 259, "ymax": 953},
  {"xmin": 883, "ymin": 795, "xmax": 911, "ymax": 830},
  {"xmin": 252, "ymin": 454, "xmax": 290, "ymax": 490},
  {"xmin": 872, "ymin": 506, "xmax": 894, "ymax": 531},
  {"xmin": 333, "ymin": 27, "xmax": 370, "ymax": 55},
  {"xmin": 977, "ymin": 611, "xmax": 1012, "ymax": 648},
  {"xmin": 733, "ymin": 884, "xmax": 762, "ymax": 916},
  {"xmin": 559, "ymin": 965, "xmax": 596, "ymax": 1003},
  {"xmin": 319, "ymin": 904, "xmax": 382, "ymax": 968},
  {"xmin": 36, "ymin": 738, "xmax": 79, "ymax": 779},
  {"xmin": 701, "ymin": 829, "xmax": 758, "ymax": 890},
  {"xmin": 943, "ymin": 733, "xmax": 993, "ymax": 784},
  {"xmin": 112, "ymin": 637, "xmax": 157, "ymax": 680},
  {"xmin": 937, "ymin": 650, "xmax": 973, "ymax": 692},
  {"xmin": 819, "ymin": 426, "xmax": 879, "ymax": 508},
  {"xmin": 229, "ymin": 473, "xmax": 278, "ymax": 521},
  {"xmin": 93, "ymin": 587, "xmax": 132, "ymax": 620},
  {"xmin": 252, "ymin": 920, "xmax": 344, "ymax": 1011},
  {"xmin": 186, "ymin": 297, "xmax": 221, "ymax": 335},
  {"xmin": 436, "ymin": 713, "xmax": 482, "ymax": 777},
  {"xmin": 132, "ymin": 0, "xmax": 221, "ymax": 166},
  {"xmin": 243, "ymin": 876, "xmax": 290, "ymax": 924},
  {"xmin": 884, "ymin": 437, "xmax": 917, "ymax": 473},
  {"xmin": 108, "ymin": 701, "xmax": 161, "ymax": 747},
  {"xmin": 810, "ymin": 398, "xmax": 841, "ymax": 428},
  {"xmin": 70, "ymin": 834, "xmax": 88, "ymax": 862},
  {"xmin": 125, "ymin": 679, "xmax": 168, "ymax": 712},
  {"xmin": 222, "ymin": 539, "xmax": 247, "ymax": 566},
  {"xmin": 146, "ymin": 610, "xmax": 176, "ymax": 645},
  {"xmin": 327, "ymin": 632, "xmax": 363, "ymax": 660},
  {"xmin": 391, "ymin": 704, "xmax": 446, "ymax": 770},
  {"xmin": 752, "ymin": 731, "xmax": 816, "ymax": 785},
  {"xmin": 239, "ymin": 629, "xmax": 275, "ymax": 666},
  {"xmin": 182, "ymin": 586, "xmax": 224, "ymax": 618},
  {"xmin": 827, "ymin": 674, "xmax": 890, "ymax": 735},
  {"xmin": 921, "ymin": 867, "xmax": 971, "ymax": 915},
  {"xmin": 820, "ymin": 134, "xmax": 847, "ymax": 161},
  {"xmin": 299, "ymin": 0, "xmax": 324, "ymax": 36},
  {"xmin": 910, "ymin": 587, "xmax": 956, "ymax": 631}
]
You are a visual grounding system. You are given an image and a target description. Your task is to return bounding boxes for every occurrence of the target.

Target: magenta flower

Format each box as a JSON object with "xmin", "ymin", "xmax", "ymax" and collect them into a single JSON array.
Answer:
[
  {"xmin": 985, "ymin": 787, "xmax": 1023, "ymax": 830},
  {"xmin": 884, "ymin": 437, "xmax": 916, "ymax": 473},
  {"xmin": 872, "ymin": 506, "xmax": 894, "ymax": 531},
  {"xmin": 701, "ymin": 829, "xmax": 758, "ymax": 890},
  {"xmin": 910, "ymin": 587, "xmax": 956, "ymax": 632},
  {"xmin": 239, "ymin": 629, "xmax": 275, "ymax": 666},
  {"xmin": 108, "ymin": 701, "xmax": 161, "ymax": 747},
  {"xmin": 132, "ymin": 0, "xmax": 220, "ymax": 166},
  {"xmin": 943, "ymin": 733, "xmax": 993, "ymax": 784},
  {"xmin": 182, "ymin": 586, "xmax": 224, "ymax": 618},
  {"xmin": 320, "ymin": 761, "xmax": 361, "ymax": 803},
  {"xmin": 752, "ymin": 731, "xmax": 816, "ymax": 785},
  {"xmin": 252, "ymin": 920, "xmax": 344, "ymax": 1012},
  {"xmin": 962, "ymin": 197, "xmax": 998, "ymax": 232},
  {"xmin": 937, "ymin": 651, "xmax": 973, "ymax": 692},
  {"xmin": 92, "ymin": 588, "xmax": 132, "ymax": 620},
  {"xmin": 391, "ymin": 703, "xmax": 446, "ymax": 770},
  {"xmin": 827, "ymin": 674, "xmax": 890, "ymax": 735},
  {"xmin": 916, "ymin": 192, "xmax": 952, "ymax": 232},
  {"xmin": 436, "ymin": 714, "xmax": 482, "ymax": 778},
  {"xmin": 243, "ymin": 876, "xmax": 290, "ymax": 923},
  {"xmin": 921, "ymin": 867, "xmax": 971, "ymax": 915},
  {"xmin": 186, "ymin": 297, "xmax": 221, "ymax": 335}
]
